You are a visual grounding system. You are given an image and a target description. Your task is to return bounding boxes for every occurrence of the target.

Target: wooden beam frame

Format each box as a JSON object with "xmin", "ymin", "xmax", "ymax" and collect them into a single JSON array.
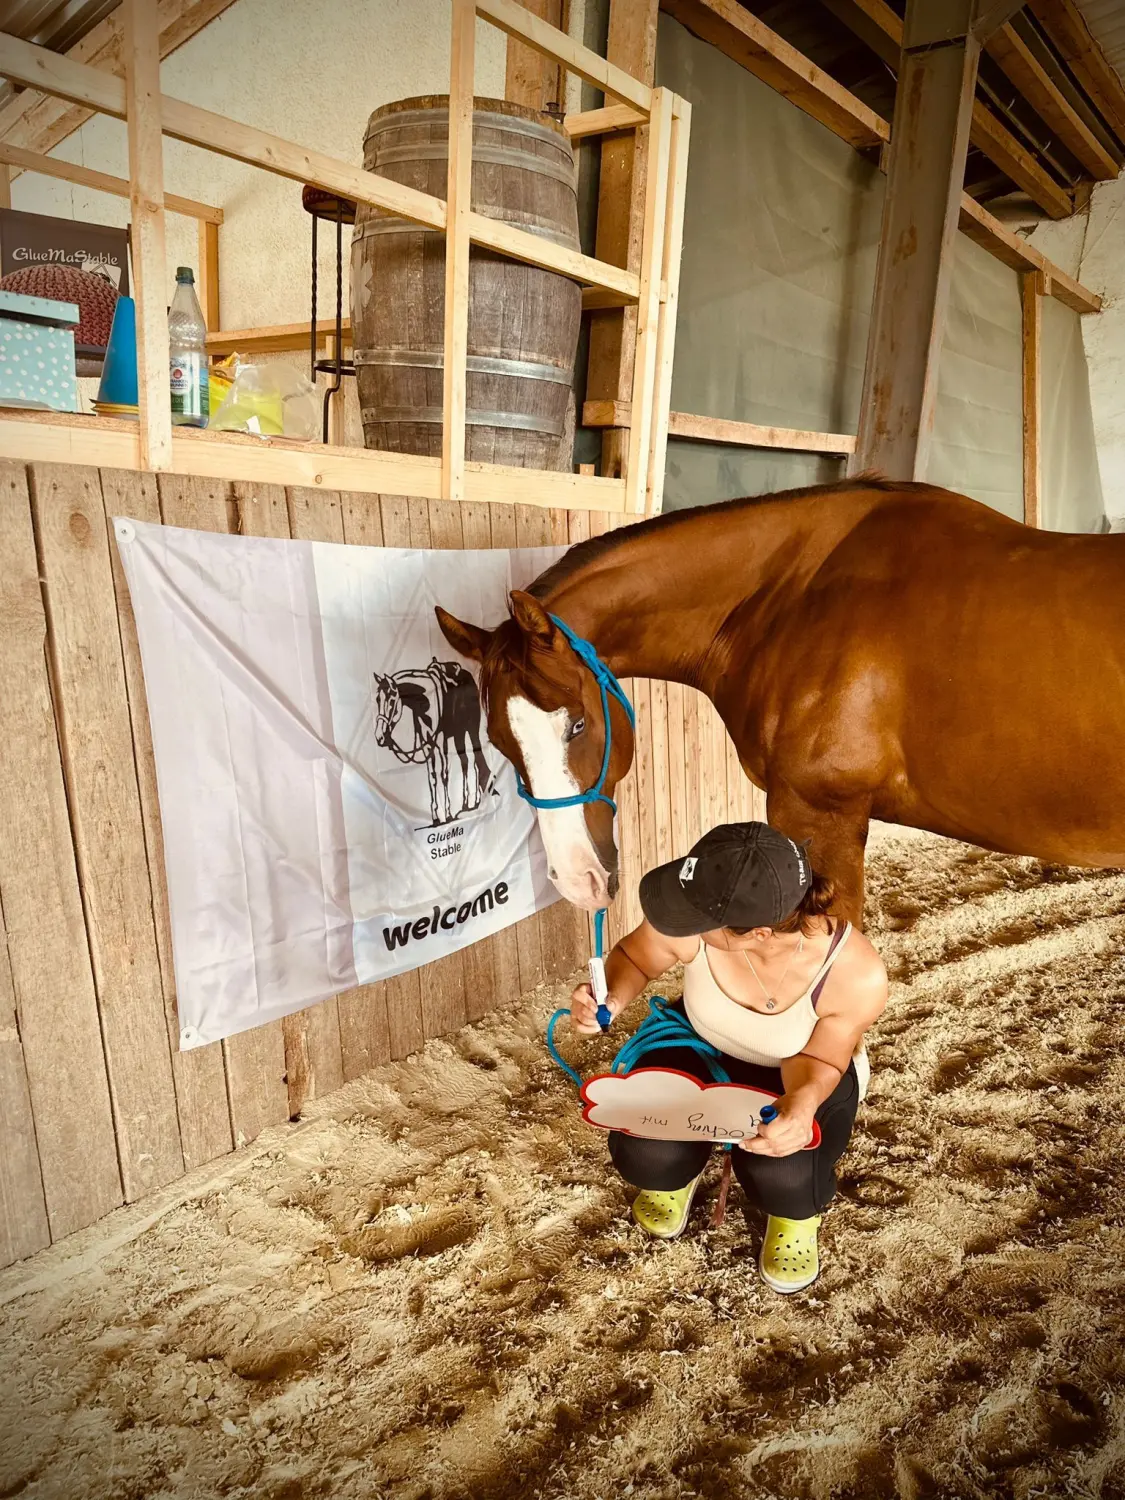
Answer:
[
  {"xmin": 0, "ymin": 412, "xmax": 630, "ymax": 510},
  {"xmin": 1021, "ymin": 269, "xmax": 1042, "ymax": 527},
  {"xmin": 1027, "ymin": 0, "xmax": 1125, "ymax": 147},
  {"xmin": 645, "ymin": 98, "xmax": 692, "ymax": 515},
  {"xmin": 0, "ymin": 140, "xmax": 224, "ymax": 221},
  {"xmin": 0, "ymin": 6, "xmax": 681, "ymax": 510},
  {"xmin": 564, "ymin": 103, "xmax": 649, "ymax": 137},
  {"xmin": 124, "ymin": 0, "xmax": 172, "ymax": 472},
  {"xmin": 583, "ymin": 400, "xmax": 857, "ymax": 454},
  {"xmin": 0, "ymin": 0, "xmax": 239, "ymax": 167},
  {"xmin": 987, "ymin": 21, "xmax": 1120, "ymax": 179},
  {"xmin": 656, "ymin": 0, "xmax": 1101, "ymax": 313},
  {"xmin": 477, "ymin": 0, "xmax": 653, "ymax": 111}
]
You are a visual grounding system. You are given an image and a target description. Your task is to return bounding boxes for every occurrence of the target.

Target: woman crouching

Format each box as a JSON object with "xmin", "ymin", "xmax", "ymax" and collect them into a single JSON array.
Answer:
[{"xmin": 569, "ymin": 822, "xmax": 887, "ymax": 1293}]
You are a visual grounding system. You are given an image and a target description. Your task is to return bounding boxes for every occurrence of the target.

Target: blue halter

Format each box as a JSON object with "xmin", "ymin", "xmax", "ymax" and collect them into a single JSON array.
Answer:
[{"xmin": 514, "ymin": 615, "xmax": 635, "ymax": 816}]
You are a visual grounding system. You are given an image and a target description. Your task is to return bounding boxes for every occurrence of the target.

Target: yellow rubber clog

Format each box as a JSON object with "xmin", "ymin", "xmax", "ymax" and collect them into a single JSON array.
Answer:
[
  {"xmin": 632, "ymin": 1173, "xmax": 704, "ymax": 1240},
  {"xmin": 759, "ymin": 1214, "xmax": 821, "ymax": 1293}
]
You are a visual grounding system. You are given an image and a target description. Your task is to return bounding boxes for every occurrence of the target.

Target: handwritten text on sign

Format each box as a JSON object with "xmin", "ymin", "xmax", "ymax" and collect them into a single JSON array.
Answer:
[{"xmin": 580, "ymin": 1068, "xmax": 822, "ymax": 1148}]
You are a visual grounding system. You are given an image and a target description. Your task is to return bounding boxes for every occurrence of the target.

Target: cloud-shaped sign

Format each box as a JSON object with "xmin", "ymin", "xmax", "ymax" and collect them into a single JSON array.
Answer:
[{"xmin": 581, "ymin": 1067, "xmax": 820, "ymax": 1148}]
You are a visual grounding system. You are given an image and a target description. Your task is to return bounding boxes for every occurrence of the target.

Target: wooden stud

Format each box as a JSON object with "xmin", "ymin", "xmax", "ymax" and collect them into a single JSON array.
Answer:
[
  {"xmin": 123, "ymin": 0, "xmax": 173, "ymax": 472},
  {"xmin": 413, "ymin": 496, "xmax": 471, "ymax": 1036},
  {"xmin": 0, "ymin": 462, "xmax": 122, "ymax": 1239},
  {"xmin": 665, "ymin": 681, "xmax": 688, "ymax": 858},
  {"xmin": 851, "ymin": 2, "xmax": 982, "ymax": 481},
  {"xmin": 198, "ymin": 219, "xmax": 220, "ymax": 332},
  {"xmin": 100, "ymin": 466, "xmax": 233, "ymax": 1169},
  {"xmin": 584, "ymin": 400, "xmax": 857, "ymax": 454},
  {"xmin": 624, "ymin": 88, "xmax": 674, "ymax": 514},
  {"xmin": 1021, "ymin": 270, "xmax": 1042, "ymax": 530},
  {"xmin": 0, "ymin": 141, "xmax": 223, "ymax": 221},
  {"xmin": 644, "ymin": 98, "xmax": 692, "ymax": 515},
  {"xmin": 565, "ymin": 104, "xmax": 648, "ymax": 137},
  {"xmin": 30, "ymin": 462, "xmax": 185, "ymax": 1200},
  {"xmin": 443, "ymin": 0, "xmax": 476, "ymax": 503},
  {"xmin": 227, "ymin": 480, "xmax": 320, "ymax": 1128},
  {"xmin": 294, "ymin": 488, "xmax": 393, "ymax": 1081},
  {"xmin": 0, "ymin": 877, "xmax": 50, "ymax": 1269},
  {"xmin": 155, "ymin": 474, "xmax": 288, "ymax": 1144},
  {"xmin": 457, "ymin": 501, "xmax": 523, "ymax": 1020},
  {"xmin": 505, "ymin": 0, "xmax": 563, "ymax": 111},
  {"xmin": 0, "ymin": 165, "xmax": 11, "ymax": 209},
  {"xmin": 477, "ymin": 0, "xmax": 655, "ymax": 112}
]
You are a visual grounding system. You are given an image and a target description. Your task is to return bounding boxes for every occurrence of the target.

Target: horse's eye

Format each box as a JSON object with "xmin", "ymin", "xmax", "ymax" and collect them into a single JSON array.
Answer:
[{"xmin": 568, "ymin": 717, "xmax": 586, "ymax": 741}]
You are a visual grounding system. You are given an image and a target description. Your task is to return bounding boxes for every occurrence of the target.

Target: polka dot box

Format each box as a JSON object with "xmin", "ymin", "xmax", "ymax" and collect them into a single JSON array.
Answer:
[{"xmin": 0, "ymin": 289, "xmax": 80, "ymax": 413}]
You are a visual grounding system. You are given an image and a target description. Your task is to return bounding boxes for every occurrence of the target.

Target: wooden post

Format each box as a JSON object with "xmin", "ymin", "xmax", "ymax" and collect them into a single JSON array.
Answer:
[
  {"xmin": 644, "ymin": 97, "xmax": 691, "ymax": 516},
  {"xmin": 851, "ymin": 0, "xmax": 987, "ymax": 480},
  {"xmin": 198, "ymin": 218, "xmax": 220, "ymax": 332},
  {"xmin": 1021, "ymin": 269, "xmax": 1043, "ymax": 529},
  {"xmin": 584, "ymin": 0, "xmax": 660, "ymax": 478},
  {"xmin": 624, "ymin": 87, "xmax": 673, "ymax": 514},
  {"xmin": 124, "ymin": 0, "xmax": 173, "ymax": 471},
  {"xmin": 443, "ymin": 0, "xmax": 475, "ymax": 502},
  {"xmin": 0, "ymin": 166, "xmax": 10, "ymax": 209},
  {"xmin": 505, "ymin": 0, "xmax": 563, "ymax": 110}
]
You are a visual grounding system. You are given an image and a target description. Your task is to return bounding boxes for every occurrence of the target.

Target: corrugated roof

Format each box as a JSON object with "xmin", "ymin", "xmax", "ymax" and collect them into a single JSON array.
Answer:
[
  {"xmin": 0, "ymin": 1, "xmax": 121, "ymax": 111},
  {"xmin": 1073, "ymin": 0, "xmax": 1125, "ymax": 88}
]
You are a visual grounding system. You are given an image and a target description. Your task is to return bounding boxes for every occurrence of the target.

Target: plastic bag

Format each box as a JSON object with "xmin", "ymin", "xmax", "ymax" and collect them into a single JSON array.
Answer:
[{"xmin": 208, "ymin": 361, "xmax": 318, "ymax": 440}]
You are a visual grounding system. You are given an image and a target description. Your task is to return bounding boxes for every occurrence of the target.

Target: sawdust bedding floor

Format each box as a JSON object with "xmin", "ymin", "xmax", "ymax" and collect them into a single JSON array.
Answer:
[{"xmin": 2, "ymin": 833, "xmax": 1125, "ymax": 1500}]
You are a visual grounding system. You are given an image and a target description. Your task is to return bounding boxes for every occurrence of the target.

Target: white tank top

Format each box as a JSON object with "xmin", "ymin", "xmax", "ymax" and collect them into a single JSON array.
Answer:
[{"xmin": 684, "ymin": 921, "xmax": 870, "ymax": 1099}]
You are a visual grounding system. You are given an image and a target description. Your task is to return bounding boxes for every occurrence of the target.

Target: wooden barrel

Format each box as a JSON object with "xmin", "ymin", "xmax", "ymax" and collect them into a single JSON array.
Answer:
[{"xmin": 351, "ymin": 96, "xmax": 581, "ymax": 469}]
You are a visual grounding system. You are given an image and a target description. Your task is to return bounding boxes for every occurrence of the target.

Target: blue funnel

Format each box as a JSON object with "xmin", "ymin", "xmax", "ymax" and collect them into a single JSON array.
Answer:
[{"xmin": 96, "ymin": 295, "xmax": 138, "ymax": 406}]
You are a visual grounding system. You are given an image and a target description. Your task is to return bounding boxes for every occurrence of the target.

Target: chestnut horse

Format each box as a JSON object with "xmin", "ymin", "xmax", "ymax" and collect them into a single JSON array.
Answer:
[{"xmin": 436, "ymin": 477, "xmax": 1124, "ymax": 923}]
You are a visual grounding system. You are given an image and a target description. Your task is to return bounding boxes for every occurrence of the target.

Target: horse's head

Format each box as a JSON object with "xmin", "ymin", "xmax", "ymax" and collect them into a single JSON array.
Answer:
[
  {"xmin": 436, "ymin": 591, "xmax": 631, "ymax": 910},
  {"xmin": 372, "ymin": 673, "xmax": 400, "ymax": 747}
]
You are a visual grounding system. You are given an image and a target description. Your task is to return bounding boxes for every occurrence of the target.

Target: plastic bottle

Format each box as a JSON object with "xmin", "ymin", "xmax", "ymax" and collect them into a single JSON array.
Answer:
[{"xmin": 168, "ymin": 266, "xmax": 209, "ymax": 426}]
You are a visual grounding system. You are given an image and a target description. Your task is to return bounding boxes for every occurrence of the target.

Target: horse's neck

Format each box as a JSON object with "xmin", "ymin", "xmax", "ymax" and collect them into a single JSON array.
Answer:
[{"xmin": 541, "ymin": 514, "xmax": 788, "ymax": 694}]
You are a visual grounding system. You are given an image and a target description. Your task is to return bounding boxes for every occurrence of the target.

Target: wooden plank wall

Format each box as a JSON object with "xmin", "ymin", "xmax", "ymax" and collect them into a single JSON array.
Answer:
[{"xmin": 0, "ymin": 461, "xmax": 763, "ymax": 1269}]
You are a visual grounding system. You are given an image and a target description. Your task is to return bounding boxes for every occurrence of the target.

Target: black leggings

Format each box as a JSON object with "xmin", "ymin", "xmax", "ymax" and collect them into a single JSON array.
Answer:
[{"xmin": 608, "ymin": 1024, "xmax": 860, "ymax": 1220}]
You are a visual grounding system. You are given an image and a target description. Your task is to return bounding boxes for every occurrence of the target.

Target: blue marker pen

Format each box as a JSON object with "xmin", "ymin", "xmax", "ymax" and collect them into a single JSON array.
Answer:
[
  {"xmin": 589, "ymin": 954, "xmax": 612, "ymax": 1031},
  {"xmin": 759, "ymin": 1102, "xmax": 779, "ymax": 1125}
]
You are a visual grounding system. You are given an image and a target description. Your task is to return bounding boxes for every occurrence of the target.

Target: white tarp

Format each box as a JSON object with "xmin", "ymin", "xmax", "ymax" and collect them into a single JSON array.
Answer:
[{"xmin": 115, "ymin": 519, "xmax": 565, "ymax": 1049}]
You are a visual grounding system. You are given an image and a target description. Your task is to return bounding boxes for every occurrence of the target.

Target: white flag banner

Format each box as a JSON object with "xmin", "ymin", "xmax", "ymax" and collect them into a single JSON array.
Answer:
[{"xmin": 115, "ymin": 519, "xmax": 567, "ymax": 1049}]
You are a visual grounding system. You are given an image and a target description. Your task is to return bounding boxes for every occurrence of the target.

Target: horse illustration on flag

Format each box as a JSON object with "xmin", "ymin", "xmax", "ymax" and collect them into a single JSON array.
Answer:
[{"xmin": 372, "ymin": 659, "xmax": 497, "ymax": 826}]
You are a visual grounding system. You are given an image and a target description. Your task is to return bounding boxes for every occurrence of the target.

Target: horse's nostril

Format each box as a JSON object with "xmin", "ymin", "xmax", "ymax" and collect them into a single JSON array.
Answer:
[{"xmin": 548, "ymin": 867, "xmax": 557, "ymax": 881}]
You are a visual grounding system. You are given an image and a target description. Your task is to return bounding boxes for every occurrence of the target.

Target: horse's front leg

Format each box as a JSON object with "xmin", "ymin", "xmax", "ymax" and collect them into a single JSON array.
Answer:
[
  {"xmin": 434, "ymin": 734, "xmax": 451, "ymax": 823},
  {"xmin": 764, "ymin": 782, "xmax": 870, "ymax": 928}
]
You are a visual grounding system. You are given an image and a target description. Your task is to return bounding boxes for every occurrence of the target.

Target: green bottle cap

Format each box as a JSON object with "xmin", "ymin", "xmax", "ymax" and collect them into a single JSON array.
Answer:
[{"xmin": 176, "ymin": 266, "xmax": 195, "ymax": 282}]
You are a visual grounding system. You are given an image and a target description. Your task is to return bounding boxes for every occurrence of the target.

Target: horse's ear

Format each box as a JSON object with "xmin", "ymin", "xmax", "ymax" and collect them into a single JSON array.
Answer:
[
  {"xmin": 509, "ymin": 589, "xmax": 555, "ymax": 643},
  {"xmin": 435, "ymin": 605, "xmax": 492, "ymax": 663}
]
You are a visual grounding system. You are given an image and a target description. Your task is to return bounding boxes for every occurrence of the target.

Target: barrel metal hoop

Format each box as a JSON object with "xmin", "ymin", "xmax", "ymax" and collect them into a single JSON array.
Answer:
[
  {"xmin": 353, "ymin": 348, "xmax": 572, "ymax": 385},
  {"xmin": 372, "ymin": 142, "xmax": 576, "ymax": 190},
  {"xmin": 365, "ymin": 107, "xmax": 570, "ymax": 153},
  {"xmin": 362, "ymin": 405, "xmax": 565, "ymax": 436},
  {"xmin": 351, "ymin": 216, "xmax": 580, "ymax": 251}
]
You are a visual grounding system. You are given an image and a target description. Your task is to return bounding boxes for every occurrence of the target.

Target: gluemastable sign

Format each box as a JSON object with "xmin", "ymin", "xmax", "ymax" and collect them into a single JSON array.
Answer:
[{"xmin": 115, "ymin": 520, "xmax": 567, "ymax": 1048}]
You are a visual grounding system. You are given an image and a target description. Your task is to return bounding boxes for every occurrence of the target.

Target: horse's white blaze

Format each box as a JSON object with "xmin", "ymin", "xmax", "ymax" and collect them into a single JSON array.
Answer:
[{"xmin": 507, "ymin": 695, "xmax": 611, "ymax": 909}]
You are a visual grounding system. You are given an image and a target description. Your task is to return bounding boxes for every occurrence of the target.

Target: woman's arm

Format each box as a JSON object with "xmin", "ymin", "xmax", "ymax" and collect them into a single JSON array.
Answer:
[
  {"xmin": 741, "ymin": 942, "xmax": 888, "ymax": 1157},
  {"xmin": 569, "ymin": 920, "xmax": 689, "ymax": 1034}
]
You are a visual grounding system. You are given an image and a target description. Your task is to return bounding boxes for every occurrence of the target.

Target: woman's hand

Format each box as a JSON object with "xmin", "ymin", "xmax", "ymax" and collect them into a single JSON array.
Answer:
[
  {"xmin": 739, "ymin": 1098, "xmax": 815, "ymax": 1157},
  {"xmin": 568, "ymin": 981, "xmax": 622, "ymax": 1036}
]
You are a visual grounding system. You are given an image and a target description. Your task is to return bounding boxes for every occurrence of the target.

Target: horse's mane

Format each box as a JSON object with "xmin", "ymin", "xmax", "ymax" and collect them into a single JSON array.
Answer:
[{"xmin": 527, "ymin": 474, "xmax": 926, "ymax": 600}]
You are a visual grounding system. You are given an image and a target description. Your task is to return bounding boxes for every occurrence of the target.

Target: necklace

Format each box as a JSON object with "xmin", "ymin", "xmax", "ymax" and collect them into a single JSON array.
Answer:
[{"xmin": 742, "ymin": 935, "xmax": 804, "ymax": 1011}]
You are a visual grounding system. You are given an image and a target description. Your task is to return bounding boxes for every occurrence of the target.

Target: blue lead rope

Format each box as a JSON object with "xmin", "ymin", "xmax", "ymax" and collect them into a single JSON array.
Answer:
[
  {"xmin": 546, "ymin": 994, "xmax": 733, "ymax": 1091},
  {"xmin": 515, "ymin": 614, "xmax": 635, "ymax": 815}
]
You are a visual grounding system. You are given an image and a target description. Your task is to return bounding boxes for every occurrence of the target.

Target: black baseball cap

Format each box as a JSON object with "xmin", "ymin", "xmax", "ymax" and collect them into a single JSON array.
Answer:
[{"xmin": 639, "ymin": 823, "xmax": 812, "ymax": 937}]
